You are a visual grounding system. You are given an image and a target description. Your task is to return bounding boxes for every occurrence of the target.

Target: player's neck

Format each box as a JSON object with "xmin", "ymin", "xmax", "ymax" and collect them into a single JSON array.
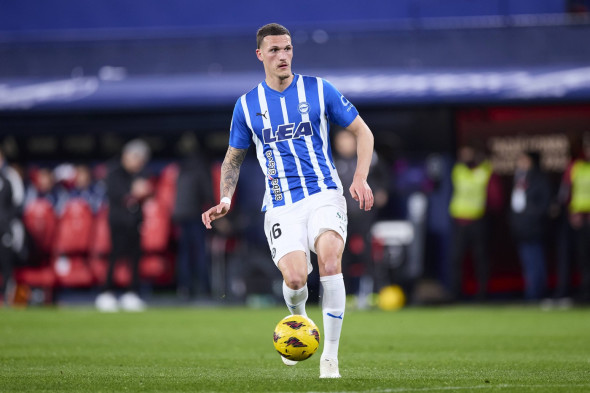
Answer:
[{"xmin": 265, "ymin": 74, "xmax": 294, "ymax": 93}]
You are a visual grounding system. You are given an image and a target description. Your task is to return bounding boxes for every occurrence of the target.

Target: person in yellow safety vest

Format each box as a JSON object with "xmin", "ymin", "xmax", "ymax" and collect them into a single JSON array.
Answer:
[
  {"xmin": 559, "ymin": 141, "xmax": 590, "ymax": 303},
  {"xmin": 448, "ymin": 145, "xmax": 503, "ymax": 301}
]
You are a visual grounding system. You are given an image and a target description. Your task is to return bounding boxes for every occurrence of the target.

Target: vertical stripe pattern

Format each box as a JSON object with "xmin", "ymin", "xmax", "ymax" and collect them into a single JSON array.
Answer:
[{"xmin": 237, "ymin": 74, "xmax": 352, "ymax": 211}]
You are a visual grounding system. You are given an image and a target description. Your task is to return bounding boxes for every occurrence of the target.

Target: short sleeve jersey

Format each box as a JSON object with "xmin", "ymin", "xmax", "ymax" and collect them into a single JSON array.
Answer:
[{"xmin": 229, "ymin": 74, "xmax": 359, "ymax": 211}]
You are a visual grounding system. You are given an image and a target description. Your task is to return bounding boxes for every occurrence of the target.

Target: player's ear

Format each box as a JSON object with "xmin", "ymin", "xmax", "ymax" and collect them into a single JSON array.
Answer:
[{"xmin": 256, "ymin": 48, "xmax": 263, "ymax": 62}]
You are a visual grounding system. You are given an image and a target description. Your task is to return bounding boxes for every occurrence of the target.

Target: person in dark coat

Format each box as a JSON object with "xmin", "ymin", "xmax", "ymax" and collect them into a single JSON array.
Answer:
[
  {"xmin": 510, "ymin": 151, "xmax": 551, "ymax": 301},
  {"xmin": 95, "ymin": 139, "xmax": 152, "ymax": 312},
  {"xmin": 0, "ymin": 147, "xmax": 23, "ymax": 305},
  {"xmin": 172, "ymin": 138, "xmax": 213, "ymax": 300},
  {"xmin": 0, "ymin": 169, "xmax": 15, "ymax": 304}
]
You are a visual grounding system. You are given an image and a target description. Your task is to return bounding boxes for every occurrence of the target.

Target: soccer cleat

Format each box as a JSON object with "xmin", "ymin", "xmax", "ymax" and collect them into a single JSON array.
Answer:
[
  {"xmin": 281, "ymin": 356, "xmax": 298, "ymax": 366},
  {"xmin": 95, "ymin": 292, "xmax": 119, "ymax": 312},
  {"xmin": 119, "ymin": 292, "xmax": 146, "ymax": 312},
  {"xmin": 319, "ymin": 357, "xmax": 341, "ymax": 378}
]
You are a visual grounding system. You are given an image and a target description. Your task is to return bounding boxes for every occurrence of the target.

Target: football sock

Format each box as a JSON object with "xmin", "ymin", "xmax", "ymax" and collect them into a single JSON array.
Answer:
[
  {"xmin": 283, "ymin": 281, "xmax": 308, "ymax": 317},
  {"xmin": 320, "ymin": 273, "xmax": 345, "ymax": 360}
]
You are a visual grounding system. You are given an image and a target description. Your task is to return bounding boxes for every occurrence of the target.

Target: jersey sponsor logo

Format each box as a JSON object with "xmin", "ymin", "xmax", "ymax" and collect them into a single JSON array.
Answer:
[
  {"xmin": 262, "ymin": 121, "xmax": 313, "ymax": 144},
  {"xmin": 298, "ymin": 101, "xmax": 310, "ymax": 114},
  {"xmin": 256, "ymin": 110, "xmax": 268, "ymax": 119},
  {"xmin": 266, "ymin": 150, "xmax": 277, "ymax": 177},
  {"xmin": 265, "ymin": 151, "xmax": 283, "ymax": 201}
]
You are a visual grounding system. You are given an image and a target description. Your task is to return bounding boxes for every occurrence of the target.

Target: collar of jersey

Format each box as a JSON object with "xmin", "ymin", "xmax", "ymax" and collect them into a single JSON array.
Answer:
[{"xmin": 262, "ymin": 73, "xmax": 299, "ymax": 96}]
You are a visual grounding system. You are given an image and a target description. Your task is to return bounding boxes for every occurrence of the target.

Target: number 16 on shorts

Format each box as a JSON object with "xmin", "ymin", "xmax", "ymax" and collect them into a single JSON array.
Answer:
[
  {"xmin": 268, "ymin": 223, "xmax": 282, "ymax": 260},
  {"xmin": 270, "ymin": 223, "xmax": 282, "ymax": 243}
]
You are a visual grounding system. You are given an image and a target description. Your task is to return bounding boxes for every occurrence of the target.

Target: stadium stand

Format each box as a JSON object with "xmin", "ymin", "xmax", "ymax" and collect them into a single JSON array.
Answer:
[
  {"xmin": 23, "ymin": 198, "xmax": 57, "ymax": 256},
  {"xmin": 155, "ymin": 163, "xmax": 179, "ymax": 214},
  {"xmin": 6, "ymin": 164, "xmax": 178, "ymax": 303},
  {"xmin": 55, "ymin": 198, "xmax": 93, "ymax": 255}
]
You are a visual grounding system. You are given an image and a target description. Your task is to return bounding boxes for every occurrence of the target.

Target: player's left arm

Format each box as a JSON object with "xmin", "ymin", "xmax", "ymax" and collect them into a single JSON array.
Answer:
[{"xmin": 345, "ymin": 115, "xmax": 375, "ymax": 211}]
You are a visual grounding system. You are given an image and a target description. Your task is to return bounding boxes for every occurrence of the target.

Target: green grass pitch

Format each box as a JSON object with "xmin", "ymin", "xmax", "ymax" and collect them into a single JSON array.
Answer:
[{"xmin": 1, "ymin": 306, "xmax": 589, "ymax": 392}]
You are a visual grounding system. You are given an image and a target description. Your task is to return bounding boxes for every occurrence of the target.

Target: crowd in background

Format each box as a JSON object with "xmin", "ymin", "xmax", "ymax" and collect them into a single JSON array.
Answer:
[
  {"xmin": 447, "ymin": 139, "xmax": 590, "ymax": 307},
  {"xmin": 1, "ymin": 131, "xmax": 590, "ymax": 309}
]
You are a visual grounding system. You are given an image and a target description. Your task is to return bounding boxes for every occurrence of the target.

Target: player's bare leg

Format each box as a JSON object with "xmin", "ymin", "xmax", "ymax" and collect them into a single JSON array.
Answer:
[
  {"xmin": 316, "ymin": 230, "xmax": 345, "ymax": 379},
  {"xmin": 278, "ymin": 251, "xmax": 309, "ymax": 366},
  {"xmin": 278, "ymin": 251, "xmax": 309, "ymax": 316}
]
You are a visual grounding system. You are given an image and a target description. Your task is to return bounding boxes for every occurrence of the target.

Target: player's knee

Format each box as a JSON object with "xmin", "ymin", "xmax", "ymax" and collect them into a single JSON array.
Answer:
[
  {"xmin": 320, "ymin": 256, "xmax": 341, "ymax": 277},
  {"xmin": 316, "ymin": 230, "xmax": 344, "ymax": 254},
  {"xmin": 284, "ymin": 274, "xmax": 307, "ymax": 290},
  {"xmin": 278, "ymin": 251, "xmax": 308, "ymax": 289},
  {"xmin": 316, "ymin": 232, "xmax": 344, "ymax": 276}
]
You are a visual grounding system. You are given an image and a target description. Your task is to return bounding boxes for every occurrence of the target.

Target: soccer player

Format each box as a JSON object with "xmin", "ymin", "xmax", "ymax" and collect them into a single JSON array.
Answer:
[{"xmin": 201, "ymin": 23, "xmax": 375, "ymax": 378}]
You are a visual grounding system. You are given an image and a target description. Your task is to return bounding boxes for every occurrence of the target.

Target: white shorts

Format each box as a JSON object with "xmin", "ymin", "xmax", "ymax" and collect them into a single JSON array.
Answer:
[{"xmin": 264, "ymin": 190, "xmax": 348, "ymax": 274}]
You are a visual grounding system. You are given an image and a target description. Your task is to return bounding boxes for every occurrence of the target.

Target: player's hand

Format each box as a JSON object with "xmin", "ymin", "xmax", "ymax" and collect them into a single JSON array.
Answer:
[
  {"xmin": 349, "ymin": 175, "xmax": 374, "ymax": 211},
  {"xmin": 201, "ymin": 202, "xmax": 231, "ymax": 229}
]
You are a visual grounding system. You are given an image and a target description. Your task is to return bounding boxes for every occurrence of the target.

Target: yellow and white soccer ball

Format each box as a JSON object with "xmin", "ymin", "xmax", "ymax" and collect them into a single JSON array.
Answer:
[{"xmin": 273, "ymin": 315, "xmax": 320, "ymax": 361}]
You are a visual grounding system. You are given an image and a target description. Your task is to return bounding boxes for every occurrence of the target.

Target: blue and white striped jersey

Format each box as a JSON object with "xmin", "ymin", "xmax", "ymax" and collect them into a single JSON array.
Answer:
[{"xmin": 229, "ymin": 74, "xmax": 359, "ymax": 211}]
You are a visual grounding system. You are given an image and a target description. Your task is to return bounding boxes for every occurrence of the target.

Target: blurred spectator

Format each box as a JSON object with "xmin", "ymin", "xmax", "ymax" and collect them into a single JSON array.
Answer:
[
  {"xmin": 172, "ymin": 137, "xmax": 213, "ymax": 300},
  {"xmin": 95, "ymin": 139, "xmax": 152, "ymax": 312},
  {"xmin": 24, "ymin": 167, "xmax": 68, "ymax": 212},
  {"xmin": 0, "ymin": 169, "xmax": 14, "ymax": 304},
  {"xmin": 0, "ymin": 149, "xmax": 24, "ymax": 214},
  {"xmin": 0, "ymin": 148, "xmax": 23, "ymax": 304},
  {"xmin": 69, "ymin": 165, "xmax": 105, "ymax": 212},
  {"xmin": 333, "ymin": 129, "xmax": 389, "ymax": 295},
  {"xmin": 510, "ymin": 151, "xmax": 551, "ymax": 301},
  {"xmin": 558, "ymin": 139, "xmax": 590, "ymax": 303},
  {"xmin": 448, "ymin": 145, "xmax": 503, "ymax": 301}
]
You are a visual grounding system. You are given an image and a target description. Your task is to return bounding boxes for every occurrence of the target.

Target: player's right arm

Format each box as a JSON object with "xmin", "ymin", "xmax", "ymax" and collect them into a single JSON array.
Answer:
[
  {"xmin": 203, "ymin": 96, "xmax": 251, "ymax": 229},
  {"xmin": 201, "ymin": 146, "xmax": 247, "ymax": 229}
]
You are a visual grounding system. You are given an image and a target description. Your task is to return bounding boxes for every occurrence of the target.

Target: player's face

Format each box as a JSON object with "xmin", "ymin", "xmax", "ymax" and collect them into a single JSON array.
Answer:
[{"xmin": 256, "ymin": 35, "xmax": 293, "ymax": 81}]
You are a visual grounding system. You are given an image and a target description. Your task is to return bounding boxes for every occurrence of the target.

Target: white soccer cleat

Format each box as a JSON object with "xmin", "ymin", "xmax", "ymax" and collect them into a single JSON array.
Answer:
[
  {"xmin": 281, "ymin": 356, "xmax": 298, "ymax": 366},
  {"xmin": 119, "ymin": 292, "xmax": 146, "ymax": 312},
  {"xmin": 95, "ymin": 292, "xmax": 119, "ymax": 312},
  {"xmin": 319, "ymin": 357, "xmax": 341, "ymax": 378}
]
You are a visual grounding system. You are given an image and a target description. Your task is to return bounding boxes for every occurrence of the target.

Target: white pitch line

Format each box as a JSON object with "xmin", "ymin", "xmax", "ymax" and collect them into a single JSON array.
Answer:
[{"xmin": 305, "ymin": 383, "xmax": 590, "ymax": 393}]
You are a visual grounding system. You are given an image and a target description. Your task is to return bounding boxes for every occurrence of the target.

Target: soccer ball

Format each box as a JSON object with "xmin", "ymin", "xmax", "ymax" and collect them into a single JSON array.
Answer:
[{"xmin": 273, "ymin": 315, "xmax": 320, "ymax": 361}]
